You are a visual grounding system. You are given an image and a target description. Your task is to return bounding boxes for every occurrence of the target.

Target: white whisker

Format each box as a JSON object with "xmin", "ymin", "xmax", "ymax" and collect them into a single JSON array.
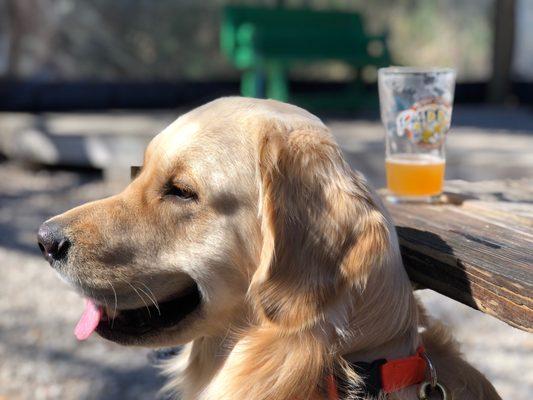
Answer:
[
  {"xmin": 118, "ymin": 277, "xmax": 152, "ymax": 317},
  {"xmin": 106, "ymin": 278, "xmax": 119, "ymax": 328},
  {"xmin": 135, "ymin": 281, "xmax": 161, "ymax": 316}
]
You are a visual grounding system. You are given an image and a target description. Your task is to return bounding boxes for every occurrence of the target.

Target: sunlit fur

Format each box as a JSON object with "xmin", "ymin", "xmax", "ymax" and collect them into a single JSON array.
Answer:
[{"xmin": 46, "ymin": 97, "xmax": 501, "ymax": 399}]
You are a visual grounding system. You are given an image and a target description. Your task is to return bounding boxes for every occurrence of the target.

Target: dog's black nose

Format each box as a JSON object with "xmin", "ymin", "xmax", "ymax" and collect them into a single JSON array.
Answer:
[{"xmin": 37, "ymin": 222, "xmax": 70, "ymax": 264}]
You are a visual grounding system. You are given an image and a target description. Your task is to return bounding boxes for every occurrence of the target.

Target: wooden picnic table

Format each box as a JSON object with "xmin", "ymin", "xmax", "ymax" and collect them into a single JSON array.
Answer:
[{"xmin": 384, "ymin": 179, "xmax": 533, "ymax": 332}]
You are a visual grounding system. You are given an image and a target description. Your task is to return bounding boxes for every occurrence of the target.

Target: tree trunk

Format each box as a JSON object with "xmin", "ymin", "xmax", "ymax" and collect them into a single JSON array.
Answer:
[
  {"xmin": 5, "ymin": 0, "xmax": 23, "ymax": 77},
  {"xmin": 489, "ymin": 0, "xmax": 516, "ymax": 103}
]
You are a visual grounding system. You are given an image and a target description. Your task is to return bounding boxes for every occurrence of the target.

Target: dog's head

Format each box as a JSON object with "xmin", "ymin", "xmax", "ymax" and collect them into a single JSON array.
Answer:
[{"xmin": 38, "ymin": 97, "xmax": 393, "ymax": 350}]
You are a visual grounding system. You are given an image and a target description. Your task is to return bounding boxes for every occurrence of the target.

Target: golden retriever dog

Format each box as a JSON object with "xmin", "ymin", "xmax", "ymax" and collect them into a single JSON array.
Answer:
[{"xmin": 38, "ymin": 97, "xmax": 501, "ymax": 400}]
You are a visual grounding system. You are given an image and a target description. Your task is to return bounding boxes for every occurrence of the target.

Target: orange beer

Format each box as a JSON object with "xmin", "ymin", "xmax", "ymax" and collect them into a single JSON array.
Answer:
[{"xmin": 385, "ymin": 154, "xmax": 445, "ymax": 197}]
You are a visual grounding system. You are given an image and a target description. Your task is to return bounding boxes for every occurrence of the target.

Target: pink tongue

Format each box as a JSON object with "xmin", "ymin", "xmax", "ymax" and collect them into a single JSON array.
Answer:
[{"xmin": 74, "ymin": 299, "xmax": 102, "ymax": 341}]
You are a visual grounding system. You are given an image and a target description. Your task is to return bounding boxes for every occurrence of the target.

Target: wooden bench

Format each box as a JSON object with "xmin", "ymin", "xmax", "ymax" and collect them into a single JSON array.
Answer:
[
  {"xmin": 220, "ymin": 6, "xmax": 391, "ymax": 109},
  {"xmin": 384, "ymin": 179, "xmax": 532, "ymax": 332}
]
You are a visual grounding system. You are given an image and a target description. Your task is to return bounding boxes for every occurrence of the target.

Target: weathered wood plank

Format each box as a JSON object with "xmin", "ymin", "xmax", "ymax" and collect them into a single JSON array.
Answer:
[
  {"xmin": 384, "ymin": 179, "xmax": 533, "ymax": 332},
  {"xmin": 460, "ymin": 201, "xmax": 533, "ymax": 228},
  {"xmin": 131, "ymin": 165, "xmax": 142, "ymax": 180},
  {"xmin": 444, "ymin": 178, "xmax": 533, "ymax": 202}
]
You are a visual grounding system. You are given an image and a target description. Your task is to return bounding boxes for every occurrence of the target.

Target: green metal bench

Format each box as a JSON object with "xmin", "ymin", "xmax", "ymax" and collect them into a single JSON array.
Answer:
[{"xmin": 220, "ymin": 6, "xmax": 392, "ymax": 110}]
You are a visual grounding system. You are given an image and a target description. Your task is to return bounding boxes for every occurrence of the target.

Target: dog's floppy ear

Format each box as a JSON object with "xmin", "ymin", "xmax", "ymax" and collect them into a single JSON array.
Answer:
[
  {"xmin": 206, "ymin": 126, "xmax": 393, "ymax": 400},
  {"xmin": 251, "ymin": 126, "xmax": 391, "ymax": 330}
]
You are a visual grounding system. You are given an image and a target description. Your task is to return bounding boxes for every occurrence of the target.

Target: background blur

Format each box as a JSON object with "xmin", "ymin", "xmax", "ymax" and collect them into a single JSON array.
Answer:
[
  {"xmin": 2, "ymin": 0, "xmax": 533, "ymax": 82},
  {"xmin": 0, "ymin": 0, "xmax": 532, "ymax": 399}
]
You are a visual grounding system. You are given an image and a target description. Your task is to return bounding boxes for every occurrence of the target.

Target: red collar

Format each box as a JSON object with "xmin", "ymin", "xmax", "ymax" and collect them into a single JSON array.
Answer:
[{"xmin": 327, "ymin": 346, "xmax": 427, "ymax": 399}]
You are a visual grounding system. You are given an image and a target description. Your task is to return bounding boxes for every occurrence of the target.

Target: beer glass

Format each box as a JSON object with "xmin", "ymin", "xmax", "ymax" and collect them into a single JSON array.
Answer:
[{"xmin": 378, "ymin": 67, "xmax": 455, "ymax": 202}]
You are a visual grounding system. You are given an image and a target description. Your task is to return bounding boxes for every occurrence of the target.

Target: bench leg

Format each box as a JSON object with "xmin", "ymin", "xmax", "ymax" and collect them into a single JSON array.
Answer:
[
  {"xmin": 266, "ymin": 61, "xmax": 289, "ymax": 102},
  {"xmin": 241, "ymin": 68, "xmax": 266, "ymax": 98}
]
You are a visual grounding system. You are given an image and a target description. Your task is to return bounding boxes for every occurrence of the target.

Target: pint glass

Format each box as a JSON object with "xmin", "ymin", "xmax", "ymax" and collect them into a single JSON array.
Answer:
[{"xmin": 378, "ymin": 67, "xmax": 455, "ymax": 202}]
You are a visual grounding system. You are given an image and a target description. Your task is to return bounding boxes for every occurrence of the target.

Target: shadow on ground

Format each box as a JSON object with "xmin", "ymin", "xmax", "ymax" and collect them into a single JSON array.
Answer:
[{"xmin": 0, "ymin": 161, "xmax": 106, "ymax": 254}]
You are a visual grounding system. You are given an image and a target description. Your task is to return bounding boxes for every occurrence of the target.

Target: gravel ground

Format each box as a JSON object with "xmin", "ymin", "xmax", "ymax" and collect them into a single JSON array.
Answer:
[
  {"xmin": 1, "ymin": 121, "xmax": 532, "ymax": 399},
  {"xmin": 0, "ymin": 163, "xmax": 165, "ymax": 400}
]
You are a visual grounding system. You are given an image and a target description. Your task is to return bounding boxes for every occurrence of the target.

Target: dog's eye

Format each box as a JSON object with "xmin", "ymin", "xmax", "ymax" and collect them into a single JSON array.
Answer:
[{"xmin": 165, "ymin": 184, "xmax": 197, "ymax": 201}]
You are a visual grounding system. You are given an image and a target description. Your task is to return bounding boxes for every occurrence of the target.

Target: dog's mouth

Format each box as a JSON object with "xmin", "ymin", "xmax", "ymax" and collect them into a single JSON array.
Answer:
[{"xmin": 75, "ymin": 282, "xmax": 201, "ymax": 342}]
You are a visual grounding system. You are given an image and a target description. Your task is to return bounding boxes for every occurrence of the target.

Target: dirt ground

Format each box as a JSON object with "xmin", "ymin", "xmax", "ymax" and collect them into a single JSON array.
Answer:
[{"xmin": 0, "ymin": 121, "xmax": 532, "ymax": 399}]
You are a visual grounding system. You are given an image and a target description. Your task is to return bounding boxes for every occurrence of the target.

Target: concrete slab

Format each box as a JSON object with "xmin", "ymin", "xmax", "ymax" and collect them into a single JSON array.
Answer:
[{"xmin": 1, "ymin": 106, "xmax": 532, "ymax": 186}]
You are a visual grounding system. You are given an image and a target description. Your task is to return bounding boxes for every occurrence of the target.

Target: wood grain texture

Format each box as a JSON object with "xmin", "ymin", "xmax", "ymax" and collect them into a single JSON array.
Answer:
[
  {"xmin": 384, "ymin": 179, "xmax": 533, "ymax": 332},
  {"xmin": 130, "ymin": 165, "xmax": 141, "ymax": 180}
]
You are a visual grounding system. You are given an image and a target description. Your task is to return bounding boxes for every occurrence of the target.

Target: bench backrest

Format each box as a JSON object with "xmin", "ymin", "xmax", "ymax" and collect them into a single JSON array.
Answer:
[{"xmin": 221, "ymin": 6, "xmax": 389, "ymax": 68}]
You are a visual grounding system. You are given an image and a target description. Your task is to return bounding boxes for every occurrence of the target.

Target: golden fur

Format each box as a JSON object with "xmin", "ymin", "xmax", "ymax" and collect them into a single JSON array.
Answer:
[{"xmin": 45, "ymin": 97, "xmax": 501, "ymax": 399}]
